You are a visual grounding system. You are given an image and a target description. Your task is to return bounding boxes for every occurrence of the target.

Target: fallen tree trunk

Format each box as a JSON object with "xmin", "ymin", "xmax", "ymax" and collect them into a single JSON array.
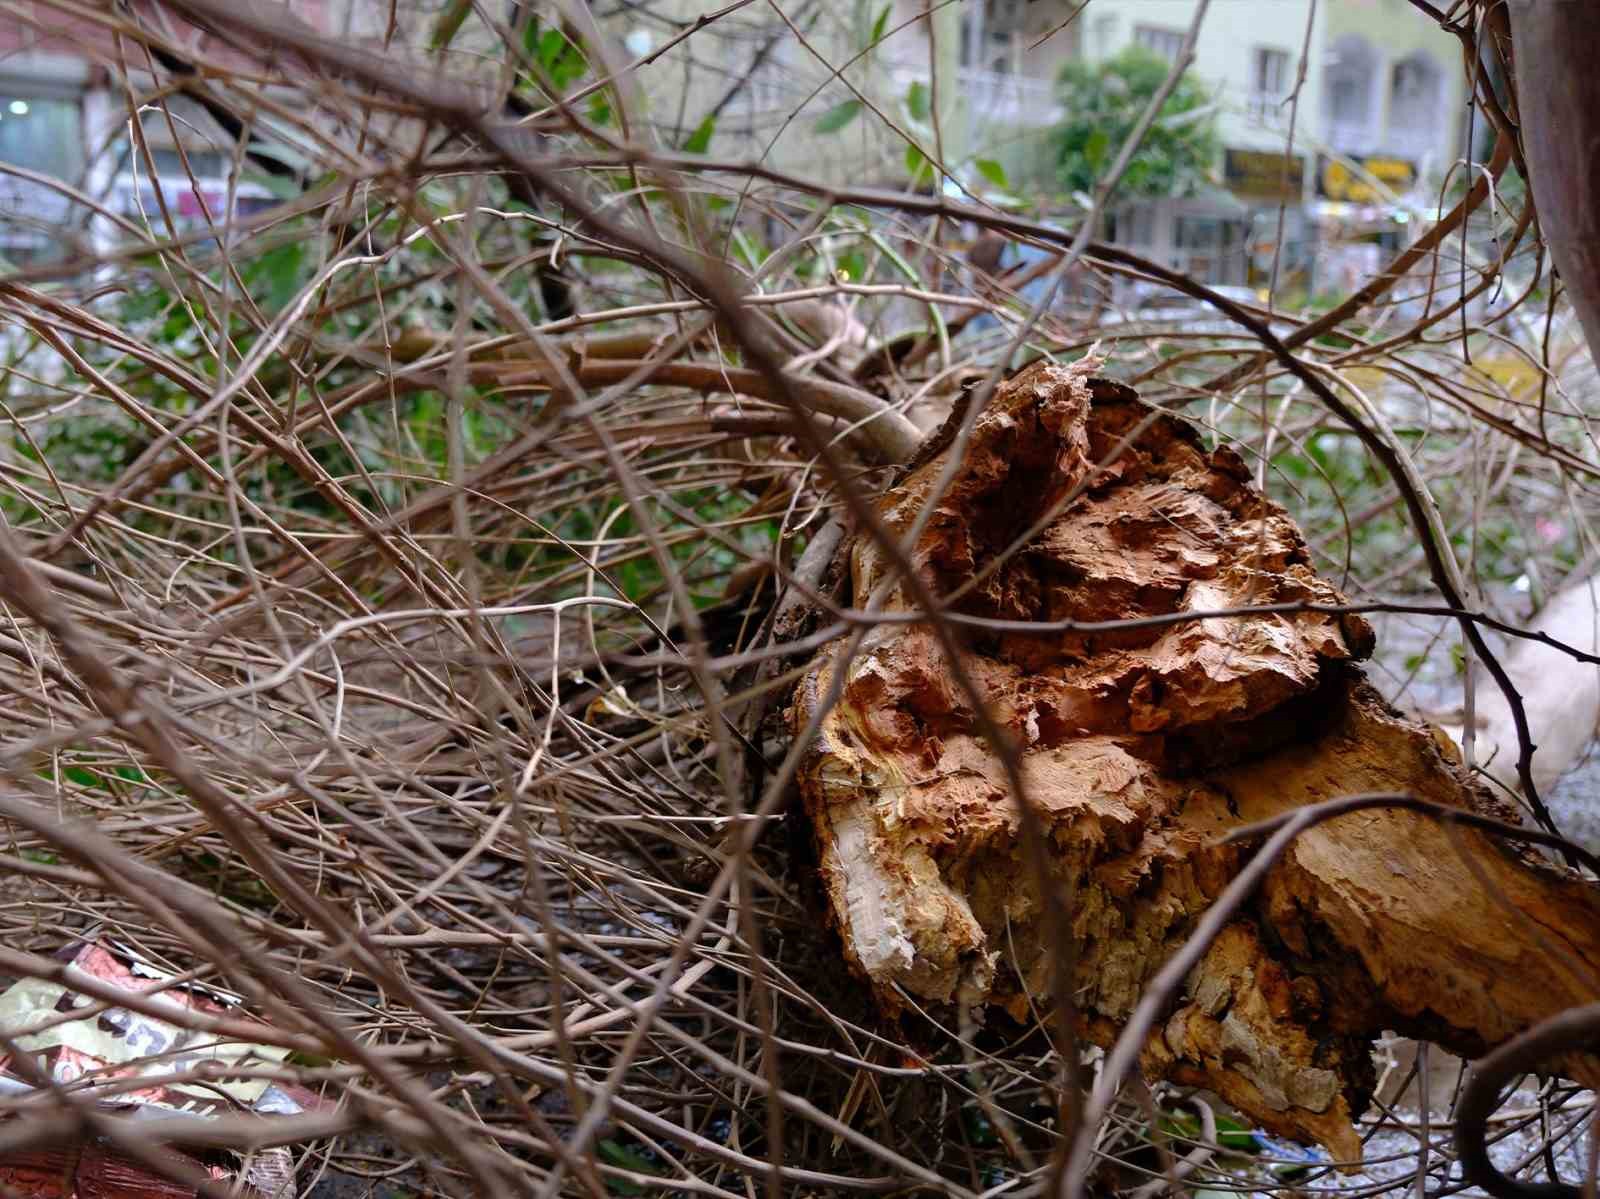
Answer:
[{"xmin": 788, "ymin": 360, "xmax": 1600, "ymax": 1163}]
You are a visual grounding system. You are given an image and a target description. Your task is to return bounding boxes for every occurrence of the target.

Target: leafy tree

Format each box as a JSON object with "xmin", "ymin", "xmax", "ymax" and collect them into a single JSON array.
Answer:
[{"xmin": 1050, "ymin": 47, "xmax": 1220, "ymax": 200}]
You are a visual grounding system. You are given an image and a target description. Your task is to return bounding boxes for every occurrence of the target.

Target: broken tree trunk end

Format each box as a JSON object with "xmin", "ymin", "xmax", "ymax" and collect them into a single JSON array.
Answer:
[{"xmin": 788, "ymin": 360, "xmax": 1600, "ymax": 1164}]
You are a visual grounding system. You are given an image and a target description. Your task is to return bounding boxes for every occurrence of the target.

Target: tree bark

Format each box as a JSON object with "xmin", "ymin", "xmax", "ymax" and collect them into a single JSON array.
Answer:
[
  {"xmin": 787, "ymin": 361, "xmax": 1600, "ymax": 1163},
  {"xmin": 1507, "ymin": 0, "xmax": 1600, "ymax": 366}
]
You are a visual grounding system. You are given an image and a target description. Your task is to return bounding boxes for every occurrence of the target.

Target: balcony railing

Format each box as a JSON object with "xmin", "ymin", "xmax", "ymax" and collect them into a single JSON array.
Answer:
[
  {"xmin": 1326, "ymin": 118, "xmax": 1377, "ymax": 156},
  {"xmin": 961, "ymin": 66, "xmax": 1062, "ymax": 127},
  {"xmin": 1245, "ymin": 91, "xmax": 1286, "ymax": 123},
  {"xmin": 888, "ymin": 56, "xmax": 1063, "ymax": 128},
  {"xmin": 1320, "ymin": 118, "xmax": 1442, "ymax": 179}
]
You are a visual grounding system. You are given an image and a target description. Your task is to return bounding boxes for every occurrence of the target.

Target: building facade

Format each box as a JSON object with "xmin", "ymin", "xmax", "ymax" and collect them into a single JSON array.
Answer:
[
  {"xmin": 0, "ymin": 0, "xmax": 1469, "ymax": 294},
  {"xmin": 0, "ymin": 0, "xmax": 361, "ymax": 266},
  {"xmin": 1078, "ymin": 0, "xmax": 1465, "ymax": 296},
  {"xmin": 597, "ymin": 0, "xmax": 1466, "ymax": 296}
]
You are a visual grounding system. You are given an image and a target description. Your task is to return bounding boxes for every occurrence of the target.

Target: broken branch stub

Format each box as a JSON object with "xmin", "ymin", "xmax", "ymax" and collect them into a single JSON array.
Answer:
[{"xmin": 788, "ymin": 361, "xmax": 1600, "ymax": 1162}]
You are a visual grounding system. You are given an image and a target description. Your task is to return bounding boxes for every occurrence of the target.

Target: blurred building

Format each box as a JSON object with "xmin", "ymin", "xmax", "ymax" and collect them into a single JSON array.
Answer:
[
  {"xmin": 0, "ymin": 0, "xmax": 1469, "ymax": 295},
  {"xmin": 0, "ymin": 0, "xmax": 362, "ymax": 266},
  {"xmin": 593, "ymin": 0, "xmax": 1466, "ymax": 294},
  {"xmin": 1080, "ymin": 0, "xmax": 1466, "ymax": 295}
]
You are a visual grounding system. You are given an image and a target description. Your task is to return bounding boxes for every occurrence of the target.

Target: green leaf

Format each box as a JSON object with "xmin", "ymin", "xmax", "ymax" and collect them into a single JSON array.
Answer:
[
  {"xmin": 683, "ymin": 113, "xmax": 716, "ymax": 154},
  {"xmin": 588, "ymin": 91, "xmax": 613, "ymax": 127},
  {"xmin": 1213, "ymin": 1114, "xmax": 1260, "ymax": 1152},
  {"xmin": 1157, "ymin": 1111, "xmax": 1258, "ymax": 1155},
  {"xmin": 814, "ymin": 99, "xmax": 862, "ymax": 134},
  {"xmin": 906, "ymin": 80, "xmax": 930, "ymax": 122},
  {"xmin": 1050, "ymin": 46, "xmax": 1221, "ymax": 201},
  {"xmin": 904, "ymin": 142, "xmax": 932, "ymax": 185},
  {"xmin": 537, "ymin": 28, "xmax": 589, "ymax": 89},
  {"xmin": 1084, "ymin": 127, "xmax": 1110, "ymax": 172},
  {"xmin": 537, "ymin": 28, "xmax": 568, "ymax": 72},
  {"xmin": 428, "ymin": 0, "xmax": 473, "ymax": 50},
  {"xmin": 975, "ymin": 157, "xmax": 1009, "ymax": 190},
  {"xmin": 867, "ymin": 4, "xmax": 890, "ymax": 46},
  {"xmin": 597, "ymin": 1138, "xmax": 661, "ymax": 1195},
  {"xmin": 597, "ymin": 1139, "xmax": 658, "ymax": 1172},
  {"xmin": 254, "ymin": 242, "xmax": 305, "ymax": 312}
]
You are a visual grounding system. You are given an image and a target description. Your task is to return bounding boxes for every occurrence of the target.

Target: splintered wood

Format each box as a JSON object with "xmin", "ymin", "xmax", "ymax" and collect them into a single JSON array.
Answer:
[{"xmin": 789, "ymin": 360, "xmax": 1600, "ymax": 1162}]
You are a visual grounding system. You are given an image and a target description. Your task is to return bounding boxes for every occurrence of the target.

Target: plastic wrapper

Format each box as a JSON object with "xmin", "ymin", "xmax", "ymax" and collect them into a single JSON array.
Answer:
[{"xmin": 0, "ymin": 933, "xmax": 330, "ymax": 1198}]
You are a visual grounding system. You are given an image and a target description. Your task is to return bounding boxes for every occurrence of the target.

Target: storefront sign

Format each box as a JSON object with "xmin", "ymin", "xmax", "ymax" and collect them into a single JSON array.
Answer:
[
  {"xmin": 1223, "ymin": 149, "xmax": 1306, "ymax": 201},
  {"xmin": 1317, "ymin": 155, "xmax": 1418, "ymax": 203}
]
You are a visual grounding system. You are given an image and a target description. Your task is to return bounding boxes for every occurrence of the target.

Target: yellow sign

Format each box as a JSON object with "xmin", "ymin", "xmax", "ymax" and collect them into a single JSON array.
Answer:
[
  {"xmin": 1318, "ymin": 156, "xmax": 1417, "ymax": 203},
  {"xmin": 1224, "ymin": 148, "xmax": 1305, "ymax": 201}
]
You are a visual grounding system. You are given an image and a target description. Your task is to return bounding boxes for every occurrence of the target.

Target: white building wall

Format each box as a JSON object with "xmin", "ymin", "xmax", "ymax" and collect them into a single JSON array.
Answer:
[
  {"xmin": 1074, "ymin": 1, "xmax": 1322, "ymax": 291},
  {"xmin": 1079, "ymin": 0, "xmax": 1325, "ymax": 157}
]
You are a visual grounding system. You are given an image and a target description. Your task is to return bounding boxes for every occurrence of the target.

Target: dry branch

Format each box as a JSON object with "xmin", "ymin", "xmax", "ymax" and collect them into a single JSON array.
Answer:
[{"xmin": 0, "ymin": 0, "xmax": 1590, "ymax": 1192}]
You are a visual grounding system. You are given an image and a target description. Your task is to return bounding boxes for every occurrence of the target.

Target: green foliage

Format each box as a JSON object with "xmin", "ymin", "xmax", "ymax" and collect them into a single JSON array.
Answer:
[
  {"xmin": 1050, "ymin": 47, "xmax": 1220, "ymax": 200},
  {"xmin": 975, "ymin": 157, "xmax": 1010, "ymax": 190},
  {"xmin": 245, "ymin": 241, "xmax": 307, "ymax": 312},
  {"xmin": 535, "ymin": 27, "xmax": 590, "ymax": 91},
  {"xmin": 683, "ymin": 113, "xmax": 717, "ymax": 154},
  {"xmin": 58, "ymin": 763, "xmax": 147, "ymax": 791},
  {"xmin": 30, "ymin": 409, "xmax": 144, "ymax": 483},
  {"xmin": 906, "ymin": 80, "xmax": 930, "ymax": 122},
  {"xmin": 867, "ymin": 3, "xmax": 891, "ymax": 48},
  {"xmin": 428, "ymin": 0, "xmax": 473, "ymax": 50},
  {"xmin": 815, "ymin": 99, "xmax": 863, "ymax": 134},
  {"xmin": 905, "ymin": 142, "xmax": 933, "ymax": 186},
  {"xmin": 597, "ymin": 1137, "xmax": 664, "ymax": 1194},
  {"xmin": 1158, "ymin": 1108, "xmax": 1260, "ymax": 1153},
  {"xmin": 509, "ymin": 15, "xmax": 592, "ymax": 96}
]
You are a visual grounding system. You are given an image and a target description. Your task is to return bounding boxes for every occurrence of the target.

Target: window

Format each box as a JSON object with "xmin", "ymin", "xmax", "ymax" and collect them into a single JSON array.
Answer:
[
  {"xmin": 0, "ymin": 90, "xmax": 85, "ymax": 265},
  {"xmin": 1391, "ymin": 58, "xmax": 1432, "ymax": 106},
  {"xmin": 1176, "ymin": 216, "xmax": 1224, "ymax": 252},
  {"xmin": 1134, "ymin": 25, "xmax": 1186, "ymax": 63},
  {"xmin": 960, "ymin": 17, "xmax": 1016, "ymax": 74},
  {"xmin": 1174, "ymin": 215, "xmax": 1248, "ymax": 286},
  {"xmin": 147, "ymin": 149, "xmax": 228, "ymax": 178},
  {"xmin": 1249, "ymin": 47, "xmax": 1291, "ymax": 119},
  {"xmin": 964, "ymin": 0, "xmax": 1027, "ymax": 67},
  {"xmin": 1323, "ymin": 34, "xmax": 1378, "ymax": 152},
  {"xmin": 1329, "ymin": 75, "xmax": 1365, "ymax": 122},
  {"xmin": 1253, "ymin": 48, "xmax": 1290, "ymax": 97},
  {"xmin": 0, "ymin": 93, "xmax": 83, "ymax": 181},
  {"xmin": 1117, "ymin": 204, "xmax": 1156, "ymax": 247},
  {"xmin": 1387, "ymin": 51, "xmax": 1443, "ymax": 157}
]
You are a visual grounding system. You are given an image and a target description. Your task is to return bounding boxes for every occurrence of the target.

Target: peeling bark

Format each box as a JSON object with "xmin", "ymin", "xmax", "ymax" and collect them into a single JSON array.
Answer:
[{"xmin": 788, "ymin": 361, "xmax": 1600, "ymax": 1162}]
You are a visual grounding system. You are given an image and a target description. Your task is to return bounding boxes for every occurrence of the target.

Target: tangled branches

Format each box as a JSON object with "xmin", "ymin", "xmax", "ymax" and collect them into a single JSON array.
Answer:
[{"xmin": 0, "ymin": 0, "xmax": 1597, "ymax": 1196}]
